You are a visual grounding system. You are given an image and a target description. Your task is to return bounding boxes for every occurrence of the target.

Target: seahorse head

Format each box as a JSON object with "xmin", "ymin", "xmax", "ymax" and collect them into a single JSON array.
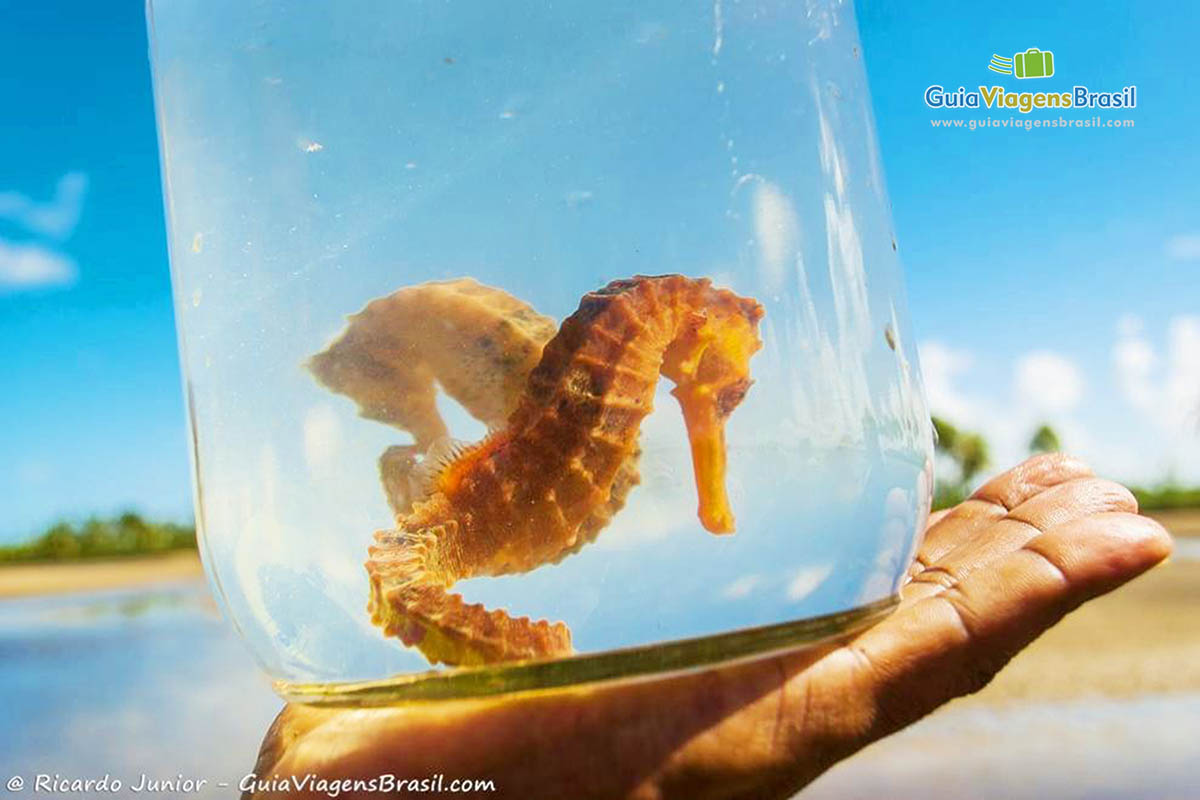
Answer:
[{"xmin": 661, "ymin": 290, "xmax": 764, "ymax": 534}]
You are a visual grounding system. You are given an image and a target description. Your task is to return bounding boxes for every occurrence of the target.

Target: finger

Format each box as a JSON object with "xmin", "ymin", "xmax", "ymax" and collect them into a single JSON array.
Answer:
[
  {"xmin": 911, "ymin": 453, "xmax": 1094, "ymax": 580},
  {"xmin": 839, "ymin": 512, "xmax": 1171, "ymax": 744},
  {"xmin": 903, "ymin": 477, "xmax": 1136, "ymax": 602},
  {"xmin": 971, "ymin": 452, "xmax": 1095, "ymax": 511},
  {"xmin": 923, "ymin": 508, "xmax": 951, "ymax": 530}
]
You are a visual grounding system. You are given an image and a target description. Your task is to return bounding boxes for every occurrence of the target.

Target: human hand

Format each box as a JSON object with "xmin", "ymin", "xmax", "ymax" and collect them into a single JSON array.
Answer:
[{"xmin": 246, "ymin": 454, "xmax": 1171, "ymax": 800}]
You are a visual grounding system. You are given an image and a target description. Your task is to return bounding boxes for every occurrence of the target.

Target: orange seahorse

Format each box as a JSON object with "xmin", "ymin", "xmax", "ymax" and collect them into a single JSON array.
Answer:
[{"xmin": 366, "ymin": 275, "xmax": 764, "ymax": 666}]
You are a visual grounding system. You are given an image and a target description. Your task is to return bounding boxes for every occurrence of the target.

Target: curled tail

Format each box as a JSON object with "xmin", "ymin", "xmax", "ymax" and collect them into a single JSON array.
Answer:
[
  {"xmin": 368, "ymin": 275, "xmax": 763, "ymax": 666},
  {"xmin": 365, "ymin": 457, "xmax": 641, "ymax": 665},
  {"xmin": 367, "ymin": 530, "xmax": 572, "ymax": 665}
]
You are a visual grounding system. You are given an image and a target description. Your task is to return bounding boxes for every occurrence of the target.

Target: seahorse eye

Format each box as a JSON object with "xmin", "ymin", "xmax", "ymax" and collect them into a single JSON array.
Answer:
[{"xmin": 716, "ymin": 378, "xmax": 752, "ymax": 418}]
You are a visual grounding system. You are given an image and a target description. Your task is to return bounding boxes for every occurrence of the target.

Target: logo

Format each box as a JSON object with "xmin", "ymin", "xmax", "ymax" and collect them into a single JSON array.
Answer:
[
  {"xmin": 988, "ymin": 54, "xmax": 1014, "ymax": 74},
  {"xmin": 989, "ymin": 48, "xmax": 1055, "ymax": 79},
  {"xmin": 923, "ymin": 46, "xmax": 1136, "ymax": 115}
]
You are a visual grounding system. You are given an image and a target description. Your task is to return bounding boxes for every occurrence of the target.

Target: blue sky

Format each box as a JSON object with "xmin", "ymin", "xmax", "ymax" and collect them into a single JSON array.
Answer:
[{"xmin": 0, "ymin": 0, "xmax": 1196, "ymax": 542}]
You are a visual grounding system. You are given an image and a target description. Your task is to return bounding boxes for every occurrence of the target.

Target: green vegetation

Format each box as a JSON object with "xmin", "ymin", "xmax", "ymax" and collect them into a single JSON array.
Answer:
[
  {"xmin": 0, "ymin": 513, "xmax": 196, "ymax": 564},
  {"xmin": 931, "ymin": 483, "xmax": 968, "ymax": 511},
  {"xmin": 1028, "ymin": 423, "xmax": 1062, "ymax": 455},
  {"xmin": 1128, "ymin": 484, "xmax": 1200, "ymax": 511},
  {"xmin": 932, "ymin": 415, "xmax": 990, "ymax": 510}
]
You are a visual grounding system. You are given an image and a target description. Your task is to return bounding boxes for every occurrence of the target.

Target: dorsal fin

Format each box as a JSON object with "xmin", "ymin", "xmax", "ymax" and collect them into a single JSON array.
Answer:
[{"xmin": 411, "ymin": 437, "xmax": 477, "ymax": 497}]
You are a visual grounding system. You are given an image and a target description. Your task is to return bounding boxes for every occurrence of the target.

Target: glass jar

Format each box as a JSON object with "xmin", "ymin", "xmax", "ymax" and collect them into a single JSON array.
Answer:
[{"xmin": 147, "ymin": 0, "xmax": 933, "ymax": 704}]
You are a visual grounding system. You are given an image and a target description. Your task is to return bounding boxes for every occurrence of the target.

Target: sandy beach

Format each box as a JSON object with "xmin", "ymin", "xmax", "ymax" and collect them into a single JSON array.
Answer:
[
  {"xmin": 0, "ymin": 549, "xmax": 204, "ymax": 598},
  {"xmin": 1147, "ymin": 507, "xmax": 1200, "ymax": 535}
]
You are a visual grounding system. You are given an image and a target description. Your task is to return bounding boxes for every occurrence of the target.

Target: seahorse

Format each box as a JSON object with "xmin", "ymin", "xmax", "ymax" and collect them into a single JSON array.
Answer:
[
  {"xmin": 309, "ymin": 278, "xmax": 564, "ymax": 443},
  {"xmin": 309, "ymin": 278, "xmax": 643, "ymax": 538},
  {"xmin": 366, "ymin": 275, "xmax": 765, "ymax": 666}
]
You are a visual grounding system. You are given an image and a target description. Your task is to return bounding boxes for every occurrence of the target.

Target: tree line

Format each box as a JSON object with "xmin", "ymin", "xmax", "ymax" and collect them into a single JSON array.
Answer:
[{"xmin": 0, "ymin": 513, "xmax": 196, "ymax": 564}]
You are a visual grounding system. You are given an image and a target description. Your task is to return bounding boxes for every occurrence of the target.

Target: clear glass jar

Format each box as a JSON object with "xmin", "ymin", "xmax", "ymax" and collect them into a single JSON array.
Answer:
[{"xmin": 147, "ymin": 0, "xmax": 933, "ymax": 704}]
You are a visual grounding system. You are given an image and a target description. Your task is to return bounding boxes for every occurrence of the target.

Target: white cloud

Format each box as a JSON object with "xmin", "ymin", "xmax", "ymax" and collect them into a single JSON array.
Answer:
[
  {"xmin": 1165, "ymin": 233, "xmax": 1200, "ymax": 261},
  {"xmin": 303, "ymin": 404, "xmax": 343, "ymax": 476},
  {"xmin": 918, "ymin": 341, "xmax": 979, "ymax": 425},
  {"xmin": 1164, "ymin": 317, "xmax": 1200, "ymax": 433},
  {"xmin": 1113, "ymin": 315, "xmax": 1157, "ymax": 413},
  {"xmin": 1114, "ymin": 314, "xmax": 1200, "ymax": 432},
  {"xmin": 0, "ymin": 172, "xmax": 88, "ymax": 239},
  {"xmin": 1015, "ymin": 351, "xmax": 1085, "ymax": 414},
  {"xmin": 1117, "ymin": 313, "xmax": 1143, "ymax": 338},
  {"xmin": 721, "ymin": 574, "xmax": 762, "ymax": 600},
  {"xmin": 752, "ymin": 180, "xmax": 800, "ymax": 292},
  {"xmin": 1111, "ymin": 314, "xmax": 1200, "ymax": 480},
  {"xmin": 0, "ymin": 173, "xmax": 87, "ymax": 291},
  {"xmin": 0, "ymin": 239, "xmax": 77, "ymax": 289},
  {"xmin": 786, "ymin": 563, "xmax": 833, "ymax": 602}
]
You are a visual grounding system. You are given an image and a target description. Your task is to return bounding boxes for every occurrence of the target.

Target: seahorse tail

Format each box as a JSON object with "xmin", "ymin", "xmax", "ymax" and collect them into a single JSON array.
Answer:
[{"xmin": 366, "ymin": 528, "xmax": 572, "ymax": 666}]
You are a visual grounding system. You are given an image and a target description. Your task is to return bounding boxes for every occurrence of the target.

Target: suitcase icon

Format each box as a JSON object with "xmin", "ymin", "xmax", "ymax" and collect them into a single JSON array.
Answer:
[{"xmin": 1014, "ymin": 48, "xmax": 1054, "ymax": 79}]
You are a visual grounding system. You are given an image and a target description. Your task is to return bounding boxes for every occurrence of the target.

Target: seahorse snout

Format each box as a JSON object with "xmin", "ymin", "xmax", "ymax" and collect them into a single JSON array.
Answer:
[{"xmin": 663, "ymin": 298, "xmax": 764, "ymax": 535}]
